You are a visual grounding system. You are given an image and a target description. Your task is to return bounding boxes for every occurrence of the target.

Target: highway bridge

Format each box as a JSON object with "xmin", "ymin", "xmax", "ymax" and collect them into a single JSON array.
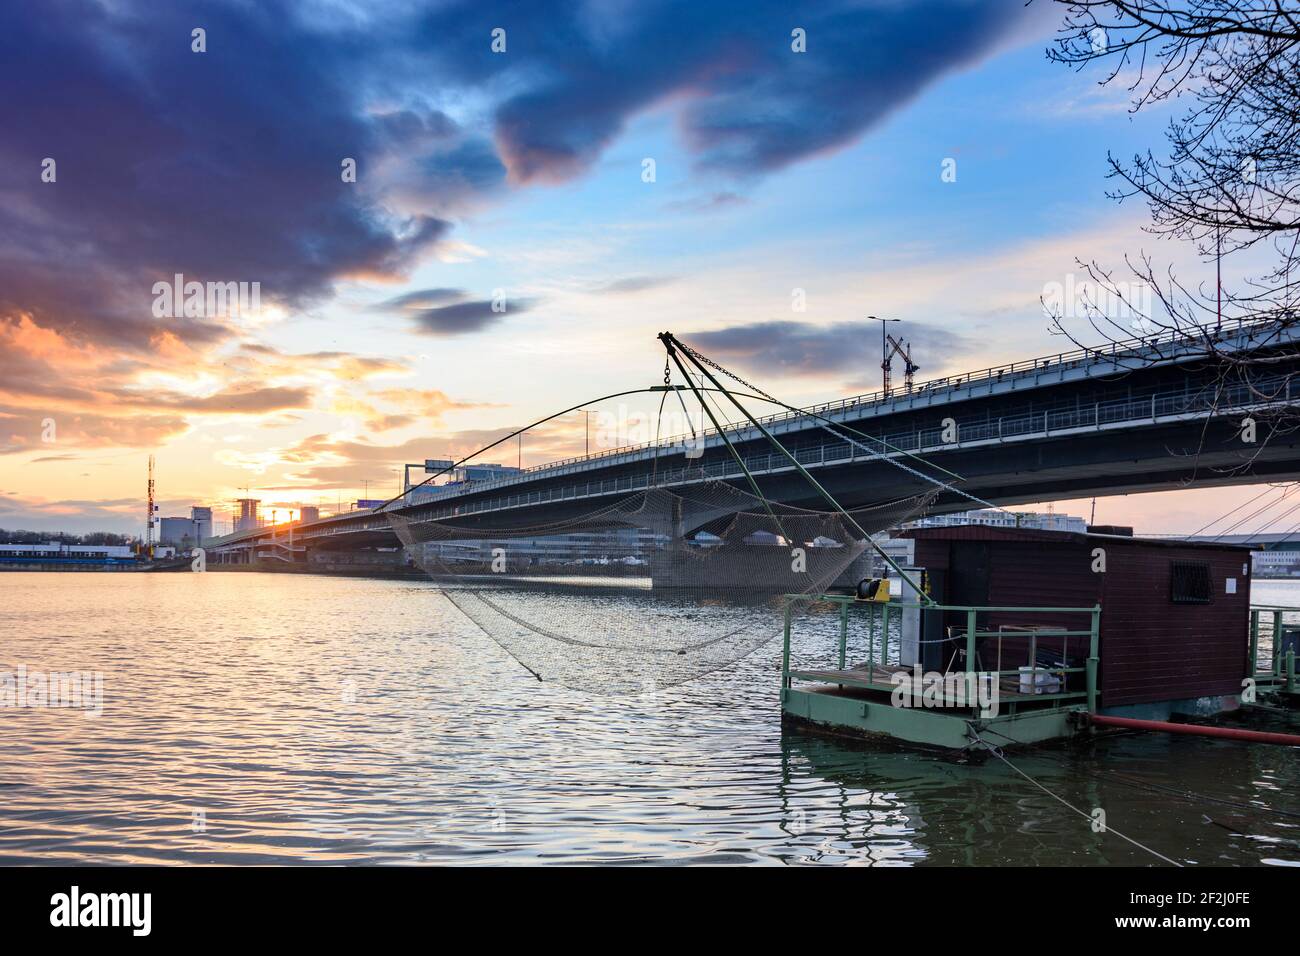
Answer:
[{"xmin": 206, "ymin": 321, "xmax": 1300, "ymax": 566}]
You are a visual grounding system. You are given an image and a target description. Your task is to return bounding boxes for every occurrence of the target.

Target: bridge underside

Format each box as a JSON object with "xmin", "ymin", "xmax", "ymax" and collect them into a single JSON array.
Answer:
[
  {"xmin": 377, "ymin": 417, "xmax": 1300, "ymax": 534},
  {"xmin": 810, "ymin": 419, "xmax": 1300, "ymax": 516}
]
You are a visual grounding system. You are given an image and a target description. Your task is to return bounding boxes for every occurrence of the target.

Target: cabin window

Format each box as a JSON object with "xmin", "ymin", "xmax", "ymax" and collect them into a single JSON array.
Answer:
[{"xmin": 1170, "ymin": 560, "xmax": 1212, "ymax": 604}]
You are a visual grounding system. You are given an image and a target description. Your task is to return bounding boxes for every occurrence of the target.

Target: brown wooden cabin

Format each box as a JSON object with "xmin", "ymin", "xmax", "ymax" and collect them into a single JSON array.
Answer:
[{"xmin": 897, "ymin": 525, "xmax": 1252, "ymax": 709}]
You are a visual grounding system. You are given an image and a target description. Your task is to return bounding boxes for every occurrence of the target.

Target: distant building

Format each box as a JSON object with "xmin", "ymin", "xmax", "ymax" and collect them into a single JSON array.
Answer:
[
  {"xmin": 234, "ymin": 498, "xmax": 260, "ymax": 533},
  {"xmin": 160, "ymin": 510, "xmax": 212, "ymax": 548},
  {"xmin": 191, "ymin": 506, "xmax": 213, "ymax": 542},
  {"xmin": 157, "ymin": 515, "xmax": 198, "ymax": 546},
  {"xmin": 406, "ymin": 462, "xmax": 524, "ymax": 504},
  {"xmin": 299, "ymin": 505, "xmax": 320, "ymax": 524},
  {"xmin": 904, "ymin": 508, "xmax": 1087, "ymax": 534},
  {"xmin": 1252, "ymin": 549, "xmax": 1300, "ymax": 577},
  {"xmin": 158, "ymin": 517, "xmax": 188, "ymax": 547},
  {"xmin": 418, "ymin": 527, "xmax": 664, "ymax": 568},
  {"xmin": 0, "ymin": 542, "xmax": 134, "ymax": 563}
]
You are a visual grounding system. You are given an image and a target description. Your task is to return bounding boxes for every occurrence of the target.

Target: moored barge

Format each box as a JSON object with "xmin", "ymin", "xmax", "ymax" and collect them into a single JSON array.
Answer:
[{"xmin": 781, "ymin": 526, "xmax": 1298, "ymax": 751}]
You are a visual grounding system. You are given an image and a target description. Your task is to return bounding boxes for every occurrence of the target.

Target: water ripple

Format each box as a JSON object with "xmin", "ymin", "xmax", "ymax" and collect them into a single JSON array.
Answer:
[{"xmin": 0, "ymin": 572, "xmax": 1297, "ymax": 865}]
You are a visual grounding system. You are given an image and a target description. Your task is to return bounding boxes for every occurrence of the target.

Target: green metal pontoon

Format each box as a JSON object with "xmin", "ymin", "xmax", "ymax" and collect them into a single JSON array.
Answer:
[{"xmin": 780, "ymin": 595, "xmax": 1102, "ymax": 752}]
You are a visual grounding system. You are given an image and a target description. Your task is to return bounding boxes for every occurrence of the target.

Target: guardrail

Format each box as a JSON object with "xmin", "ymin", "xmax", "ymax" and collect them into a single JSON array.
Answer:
[
  {"xmin": 782, "ymin": 596, "xmax": 1102, "ymax": 713},
  {"xmin": 459, "ymin": 317, "xmax": 1288, "ymax": 480},
  {"xmin": 401, "ymin": 370, "xmax": 1294, "ymax": 521},
  {"xmin": 1249, "ymin": 605, "xmax": 1299, "ymax": 693}
]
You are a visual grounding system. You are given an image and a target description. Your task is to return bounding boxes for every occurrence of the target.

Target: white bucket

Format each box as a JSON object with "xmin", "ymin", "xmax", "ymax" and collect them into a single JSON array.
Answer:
[{"xmin": 1019, "ymin": 667, "xmax": 1061, "ymax": 695}]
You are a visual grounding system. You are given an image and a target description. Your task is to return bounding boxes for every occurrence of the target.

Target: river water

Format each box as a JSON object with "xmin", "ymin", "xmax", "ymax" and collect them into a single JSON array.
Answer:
[{"xmin": 1, "ymin": 572, "xmax": 1297, "ymax": 865}]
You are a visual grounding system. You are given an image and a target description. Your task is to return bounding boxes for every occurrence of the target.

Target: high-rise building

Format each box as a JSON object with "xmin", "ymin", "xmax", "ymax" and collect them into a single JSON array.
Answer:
[
  {"xmin": 191, "ymin": 506, "xmax": 213, "ymax": 542},
  {"xmin": 234, "ymin": 498, "xmax": 260, "ymax": 533},
  {"xmin": 299, "ymin": 505, "xmax": 320, "ymax": 524}
]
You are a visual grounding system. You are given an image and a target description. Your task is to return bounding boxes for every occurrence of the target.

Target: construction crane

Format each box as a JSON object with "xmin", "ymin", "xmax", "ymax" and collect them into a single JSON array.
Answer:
[
  {"xmin": 881, "ymin": 333, "xmax": 919, "ymax": 397},
  {"xmin": 144, "ymin": 454, "xmax": 156, "ymax": 559}
]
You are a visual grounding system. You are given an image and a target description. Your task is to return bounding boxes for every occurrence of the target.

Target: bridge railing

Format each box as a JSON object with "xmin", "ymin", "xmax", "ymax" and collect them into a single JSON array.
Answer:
[
  {"xmin": 474, "ymin": 317, "xmax": 1288, "ymax": 481},
  {"xmin": 403, "ymin": 319, "xmax": 1292, "ymax": 499},
  {"xmin": 396, "ymin": 367, "xmax": 1295, "ymax": 522}
]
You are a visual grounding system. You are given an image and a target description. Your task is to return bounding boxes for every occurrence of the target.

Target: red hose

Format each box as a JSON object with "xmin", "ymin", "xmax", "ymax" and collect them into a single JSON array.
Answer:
[{"xmin": 1090, "ymin": 713, "xmax": 1300, "ymax": 746}]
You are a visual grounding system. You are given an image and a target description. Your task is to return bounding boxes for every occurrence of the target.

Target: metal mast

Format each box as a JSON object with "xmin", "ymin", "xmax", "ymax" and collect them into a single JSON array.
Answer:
[
  {"xmin": 145, "ymin": 454, "xmax": 156, "ymax": 558},
  {"xmin": 658, "ymin": 331, "xmax": 934, "ymax": 605}
]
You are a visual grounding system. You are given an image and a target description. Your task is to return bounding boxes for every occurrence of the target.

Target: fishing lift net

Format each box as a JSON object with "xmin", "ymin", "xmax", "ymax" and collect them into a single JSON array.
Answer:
[
  {"xmin": 389, "ymin": 481, "xmax": 936, "ymax": 695},
  {"xmin": 382, "ymin": 332, "xmax": 981, "ymax": 695}
]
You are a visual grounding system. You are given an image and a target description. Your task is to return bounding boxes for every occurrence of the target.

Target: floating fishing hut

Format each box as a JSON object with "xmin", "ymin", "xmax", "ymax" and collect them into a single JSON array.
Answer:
[{"xmin": 779, "ymin": 526, "xmax": 1300, "ymax": 750}]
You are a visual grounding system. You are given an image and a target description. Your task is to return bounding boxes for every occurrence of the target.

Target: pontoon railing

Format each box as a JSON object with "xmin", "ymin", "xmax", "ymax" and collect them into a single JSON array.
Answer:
[
  {"xmin": 1248, "ymin": 605, "xmax": 1299, "ymax": 693},
  {"xmin": 782, "ymin": 596, "xmax": 1102, "ymax": 713}
]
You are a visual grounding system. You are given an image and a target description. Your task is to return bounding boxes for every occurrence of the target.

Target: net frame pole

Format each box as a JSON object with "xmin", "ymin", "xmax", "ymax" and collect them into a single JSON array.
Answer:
[
  {"xmin": 663, "ymin": 341, "xmax": 791, "ymax": 540},
  {"xmin": 660, "ymin": 331, "xmax": 933, "ymax": 605},
  {"xmin": 377, "ymin": 384, "xmax": 791, "ymax": 513}
]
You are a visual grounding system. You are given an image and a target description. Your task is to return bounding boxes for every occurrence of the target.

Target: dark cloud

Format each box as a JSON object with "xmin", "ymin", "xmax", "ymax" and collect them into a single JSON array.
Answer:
[
  {"xmin": 0, "ymin": 402, "xmax": 188, "ymax": 454},
  {"xmin": 409, "ymin": 297, "xmax": 537, "ymax": 336},
  {"xmin": 371, "ymin": 288, "xmax": 466, "ymax": 310},
  {"xmin": 414, "ymin": 0, "xmax": 1030, "ymax": 182},
  {"xmin": 372, "ymin": 108, "xmax": 460, "ymax": 148},
  {"xmin": 0, "ymin": 1, "xmax": 448, "ymax": 353},
  {"xmin": 155, "ymin": 386, "xmax": 314, "ymax": 415},
  {"xmin": 366, "ymin": 414, "xmax": 417, "ymax": 433},
  {"xmin": 0, "ymin": 493, "xmax": 142, "ymax": 535},
  {"xmin": 370, "ymin": 288, "xmax": 537, "ymax": 335},
  {"xmin": 683, "ymin": 320, "xmax": 976, "ymax": 379}
]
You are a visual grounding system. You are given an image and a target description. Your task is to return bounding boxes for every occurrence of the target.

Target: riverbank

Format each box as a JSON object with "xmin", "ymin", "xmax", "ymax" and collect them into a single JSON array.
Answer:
[
  {"xmin": 208, "ymin": 562, "xmax": 427, "ymax": 580},
  {"xmin": 0, "ymin": 559, "xmax": 190, "ymax": 572}
]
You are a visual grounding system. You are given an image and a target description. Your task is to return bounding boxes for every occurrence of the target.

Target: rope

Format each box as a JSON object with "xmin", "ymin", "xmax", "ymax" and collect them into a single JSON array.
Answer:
[
  {"xmin": 978, "ymin": 725, "xmax": 1300, "ymax": 821},
  {"xmin": 676, "ymin": 338, "xmax": 1005, "ymax": 514},
  {"xmin": 438, "ymin": 590, "xmax": 543, "ymax": 682},
  {"xmin": 967, "ymin": 726, "xmax": 1183, "ymax": 867}
]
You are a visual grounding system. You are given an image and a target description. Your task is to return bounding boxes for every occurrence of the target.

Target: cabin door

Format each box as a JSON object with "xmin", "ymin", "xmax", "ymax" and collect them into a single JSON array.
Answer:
[
  {"xmin": 949, "ymin": 541, "xmax": 991, "ymax": 606},
  {"xmin": 940, "ymin": 542, "xmax": 992, "ymax": 672}
]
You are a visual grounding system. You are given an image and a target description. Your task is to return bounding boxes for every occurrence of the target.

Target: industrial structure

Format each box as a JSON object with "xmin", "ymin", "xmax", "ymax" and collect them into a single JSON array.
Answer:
[{"xmin": 143, "ymin": 454, "xmax": 156, "ymax": 558}]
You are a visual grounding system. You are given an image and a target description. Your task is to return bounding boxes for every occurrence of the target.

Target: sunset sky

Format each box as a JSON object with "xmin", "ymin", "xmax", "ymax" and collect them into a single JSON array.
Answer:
[{"xmin": 0, "ymin": 0, "xmax": 1285, "ymax": 536}]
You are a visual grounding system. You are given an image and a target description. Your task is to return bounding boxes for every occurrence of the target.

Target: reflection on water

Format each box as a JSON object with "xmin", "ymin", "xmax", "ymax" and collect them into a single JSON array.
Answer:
[{"xmin": 0, "ymin": 572, "xmax": 1297, "ymax": 865}]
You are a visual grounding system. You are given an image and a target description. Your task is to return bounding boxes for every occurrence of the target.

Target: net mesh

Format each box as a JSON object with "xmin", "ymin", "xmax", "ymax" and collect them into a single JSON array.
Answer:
[{"xmin": 388, "ymin": 480, "xmax": 936, "ymax": 695}]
